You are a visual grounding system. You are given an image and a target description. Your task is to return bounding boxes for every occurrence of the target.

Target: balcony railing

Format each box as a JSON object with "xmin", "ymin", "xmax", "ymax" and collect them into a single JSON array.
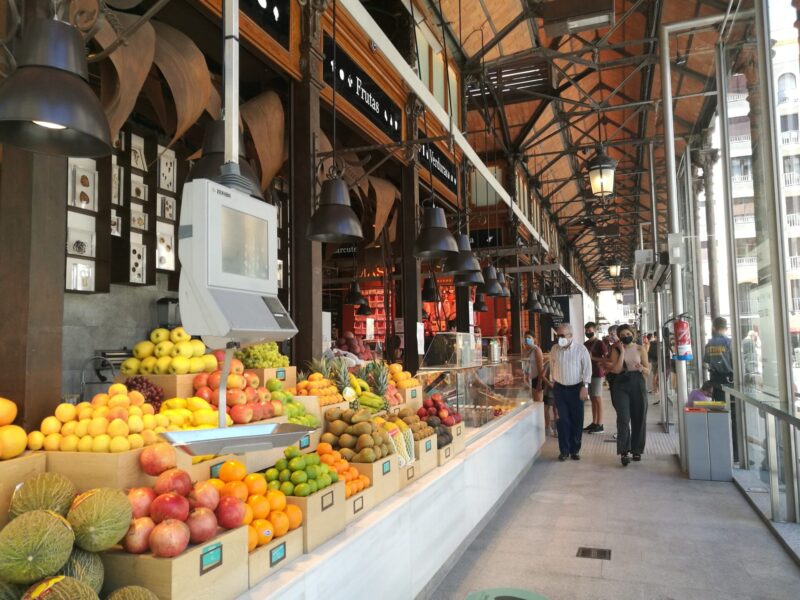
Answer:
[
  {"xmin": 779, "ymin": 90, "xmax": 800, "ymax": 104},
  {"xmin": 791, "ymin": 256, "xmax": 800, "ymax": 271},
  {"xmin": 793, "ymin": 297, "xmax": 800, "ymax": 313},
  {"xmin": 737, "ymin": 256, "xmax": 758, "ymax": 267},
  {"xmin": 785, "ymin": 172, "xmax": 800, "ymax": 187},
  {"xmin": 787, "ymin": 213, "xmax": 800, "ymax": 229},
  {"xmin": 732, "ymin": 174, "xmax": 754, "ymax": 183},
  {"xmin": 734, "ymin": 215, "xmax": 755, "ymax": 225},
  {"xmin": 729, "ymin": 92, "xmax": 747, "ymax": 102},
  {"xmin": 782, "ymin": 130, "xmax": 800, "ymax": 145},
  {"xmin": 730, "ymin": 134, "xmax": 752, "ymax": 144}
]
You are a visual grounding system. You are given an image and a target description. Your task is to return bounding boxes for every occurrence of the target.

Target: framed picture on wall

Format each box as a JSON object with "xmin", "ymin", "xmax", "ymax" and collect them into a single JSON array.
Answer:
[
  {"xmin": 67, "ymin": 227, "xmax": 95, "ymax": 258},
  {"xmin": 158, "ymin": 194, "xmax": 176, "ymax": 220},
  {"xmin": 110, "ymin": 211, "xmax": 122, "ymax": 237},
  {"xmin": 131, "ymin": 174, "xmax": 148, "ymax": 202},
  {"xmin": 130, "ymin": 134, "xmax": 147, "ymax": 171},
  {"xmin": 130, "ymin": 243, "xmax": 146, "ymax": 284},
  {"xmin": 130, "ymin": 209, "xmax": 148, "ymax": 231},
  {"xmin": 66, "ymin": 258, "xmax": 95, "ymax": 292},
  {"xmin": 157, "ymin": 233, "xmax": 175, "ymax": 271},
  {"xmin": 111, "ymin": 165, "xmax": 123, "ymax": 206},
  {"xmin": 70, "ymin": 166, "xmax": 97, "ymax": 211},
  {"xmin": 158, "ymin": 149, "xmax": 176, "ymax": 192}
]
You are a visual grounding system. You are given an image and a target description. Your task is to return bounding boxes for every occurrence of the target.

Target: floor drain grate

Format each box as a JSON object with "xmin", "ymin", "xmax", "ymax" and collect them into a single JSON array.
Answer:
[{"xmin": 576, "ymin": 547, "xmax": 611, "ymax": 560}]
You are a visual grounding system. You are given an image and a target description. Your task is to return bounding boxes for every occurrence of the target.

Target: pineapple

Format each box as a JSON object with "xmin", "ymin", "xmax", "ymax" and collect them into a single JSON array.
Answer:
[
  {"xmin": 332, "ymin": 358, "xmax": 351, "ymax": 393},
  {"xmin": 307, "ymin": 357, "xmax": 331, "ymax": 379},
  {"xmin": 354, "ymin": 365, "xmax": 369, "ymax": 383},
  {"xmin": 370, "ymin": 360, "xmax": 390, "ymax": 397},
  {"xmin": 296, "ymin": 369, "xmax": 308, "ymax": 383}
]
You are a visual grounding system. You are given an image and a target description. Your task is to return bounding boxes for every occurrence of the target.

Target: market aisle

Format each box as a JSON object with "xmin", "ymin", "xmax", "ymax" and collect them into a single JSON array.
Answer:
[{"xmin": 430, "ymin": 392, "xmax": 800, "ymax": 600}]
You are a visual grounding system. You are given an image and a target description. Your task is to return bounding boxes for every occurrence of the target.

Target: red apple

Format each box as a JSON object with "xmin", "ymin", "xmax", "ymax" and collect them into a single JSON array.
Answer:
[
  {"xmin": 150, "ymin": 492, "xmax": 190, "ymax": 523},
  {"xmin": 261, "ymin": 401, "xmax": 275, "ymax": 419},
  {"xmin": 431, "ymin": 393, "xmax": 443, "ymax": 402},
  {"xmin": 271, "ymin": 400, "xmax": 283, "ymax": 417},
  {"xmin": 139, "ymin": 443, "xmax": 177, "ymax": 476},
  {"xmin": 208, "ymin": 370, "xmax": 222, "ymax": 390},
  {"xmin": 227, "ymin": 388, "xmax": 246, "ymax": 406},
  {"xmin": 149, "ymin": 519, "xmax": 190, "ymax": 558},
  {"xmin": 215, "ymin": 496, "xmax": 246, "ymax": 529},
  {"xmin": 244, "ymin": 386, "xmax": 257, "ymax": 404},
  {"xmin": 186, "ymin": 507, "xmax": 218, "ymax": 544},
  {"xmin": 244, "ymin": 372, "xmax": 260, "ymax": 389},
  {"xmin": 427, "ymin": 407, "xmax": 437, "ymax": 416},
  {"xmin": 195, "ymin": 386, "xmax": 213, "ymax": 402},
  {"xmin": 230, "ymin": 358, "xmax": 244, "ymax": 375},
  {"xmin": 442, "ymin": 415, "xmax": 456, "ymax": 427},
  {"xmin": 438, "ymin": 409, "xmax": 450, "ymax": 420},
  {"xmin": 230, "ymin": 404, "xmax": 253, "ymax": 424},
  {"xmin": 255, "ymin": 386, "xmax": 271, "ymax": 402},
  {"xmin": 226, "ymin": 373, "xmax": 245, "ymax": 390},
  {"xmin": 127, "ymin": 487, "xmax": 157, "ymax": 519},
  {"xmin": 417, "ymin": 407, "xmax": 428, "ymax": 419},
  {"xmin": 154, "ymin": 468, "xmax": 192, "ymax": 496},
  {"xmin": 188, "ymin": 481, "xmax": 220, "ymax": 511},
  {"xmin": 193, "ymin": 373, "xmax": 209, "ymax": 391},
  {"xmin": 454, "ymin": 413, "xmax": 462, "ymax": 424},
  {"xmin": 423, "ymin": 398, "xmax": 434, "ymax": 409},
  {"xmin": 211, "ymin": 349, "xmax": 226, "ymax": 365},
  {"xmin": 122, "ymin": 516, "xmax": 155, "ymax": 554},
  {"xmin": 249, "ymin": 401, "xmax": 263, "ymax": 422},
  {"xmin": 210, "ymin": 389, "xmax": 220, "ymax": 406}
]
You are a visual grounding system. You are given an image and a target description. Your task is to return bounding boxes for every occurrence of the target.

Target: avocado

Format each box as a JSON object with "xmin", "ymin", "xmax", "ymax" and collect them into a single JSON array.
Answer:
[
  {"xmin": 338, "ymin": 433, "xmax": 357, "ymax": 449},
  {"xmin": 329, "ymin": 420, "xmax": 348, "ymax": 436},
  {"xmin": 325, "ymin": 407, "xmax": 342, "ymax": 422},
  {"xmin": 356, "ymin": 433, "xmax": 375, "ymax": 451},
  {"xmin": 427, "ymin": 416, "xmax": 441, "ymax": 427}
]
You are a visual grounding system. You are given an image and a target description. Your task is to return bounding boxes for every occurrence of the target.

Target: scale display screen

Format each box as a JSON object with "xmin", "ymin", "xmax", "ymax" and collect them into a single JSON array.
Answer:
[{"xmin": 220, "ymin": 206, "xmax": 269, "ymax": 281}]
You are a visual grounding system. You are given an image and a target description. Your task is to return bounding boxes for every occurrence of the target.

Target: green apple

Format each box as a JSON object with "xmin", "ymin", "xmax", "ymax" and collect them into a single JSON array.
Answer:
[
  {"xmin": 140, "ymin": 356, "xmax": 158, "ymax": 374},
  {"xmin": 120, "ymin": 357, "xmax": 141, "ymax": 376},
  {"xmin": 189, "ymin": 357, "xmax": 206, "ymax": 374},
  {"xmin": 155, "ymin": 356, "xmax": 172, "ymax": 374},
  {"xmin": 202, "ymin": 354, "xmax": 218, "ymax": 373},
  {"xmin": 154, "ymin": 340, "xmax": 174, "ymax": 358},
  {"xmin": 133, "ymin": 340, "xmax": 155, "ymax": 360},
  {"xmin": 169, "ymin": 355, "xmax": 191, "ymax": 375},
  {"xmin": 190, "ymin": 339, "xmax": 206, "ymax": 357},
  {"xmin": 150, "ymin": 328, "xmax": 170, "ymax": 344},
  {"xmin": 171, "ymin": 341, "xmax": 194, "ymax": 358},
  {"xmin": 170, "ymin": 326, "xmax": 191, "ymax": 344}
]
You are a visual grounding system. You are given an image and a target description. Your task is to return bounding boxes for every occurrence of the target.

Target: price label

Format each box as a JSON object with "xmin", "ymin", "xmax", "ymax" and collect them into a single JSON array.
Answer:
[
  {"xmin": 199, "ymin": 542, "xmax": 223, "ymax": 575},
  {"xmin": 299, "ymin": 435, "xmax": 310, "ymax": 449},
  {"xmin": 269, "ymin": 542, "xmax": 286, "ymax": 567},
  {"xmin": 382, "ymin": 459, "xmax": 391, "ymax": 475},
  {"xmin": 425, "ymin": 440, "xmax": 432, "ymax": 452}
]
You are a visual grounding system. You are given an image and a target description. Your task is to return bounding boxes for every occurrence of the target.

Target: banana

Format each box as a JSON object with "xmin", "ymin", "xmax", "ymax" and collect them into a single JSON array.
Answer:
[
  {"xmin": 349, "ymin": 374, "xmax": 362, "ymax": 395},
  {"xmin": 357, "ymin": 378, "xmax": 371, "ymax": 393}
]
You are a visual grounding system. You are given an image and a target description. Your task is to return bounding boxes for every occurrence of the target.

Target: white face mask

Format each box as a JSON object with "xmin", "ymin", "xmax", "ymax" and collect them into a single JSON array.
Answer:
[{"xmin": 558, "ymin": 337, "xmax": 570, "ymax": 348}]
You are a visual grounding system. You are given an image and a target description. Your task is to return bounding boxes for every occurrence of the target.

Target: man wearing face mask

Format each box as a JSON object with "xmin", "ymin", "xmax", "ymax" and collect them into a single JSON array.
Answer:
[
  {"xmin": 522, "ymin": 330, "xmax": 544, "ymax": 403},
  {"xmin": 550, "ymin": 323, "xmax": 593, "ymax": 461},
  {"xmin": 583, "ymin": 322, "xmax": 608, "ymax": 433}
]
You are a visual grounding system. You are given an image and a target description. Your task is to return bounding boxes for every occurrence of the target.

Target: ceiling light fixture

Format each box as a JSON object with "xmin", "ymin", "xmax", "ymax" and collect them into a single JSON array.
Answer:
[
  {"xmin": 481, "ymin": 265, "xmax": 503, "ymax": 297},
  {"xmin": 587, "ymin": 147, "xmax": 617, "ymax": 198},
  {"xmin": 413, "ymin": 206, "xmax": 459, "ymax": 259},
  {"xmin": 344, "ymin": 281, "xmax": 368, "ymax": 306},
  {"xmin": 421, "ymin": 273, "xmax": 440, "ymax": 303}
]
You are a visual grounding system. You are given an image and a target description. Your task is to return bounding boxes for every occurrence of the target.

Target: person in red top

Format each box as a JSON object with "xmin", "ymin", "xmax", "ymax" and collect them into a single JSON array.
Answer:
[{"xmin": 583, "ymin": 321, "xmax": 609, "ymax": 433}]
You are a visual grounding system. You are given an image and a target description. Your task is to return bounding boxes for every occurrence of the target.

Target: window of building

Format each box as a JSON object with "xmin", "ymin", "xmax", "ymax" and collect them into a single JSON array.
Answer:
[
  {"xmin": 778, "ymin": 72, "xmax": 797, "ymax": 103},
  {"xmin": 731, "ymin": 157, "xmax": 753, "ymax": 179},
  {"xmin": 781, "ymin": 114, "xmax": 800, "ymax": 132},
  {"xmin": 784, "ymin": 155, "xmax": 800, "ymax": 175}
]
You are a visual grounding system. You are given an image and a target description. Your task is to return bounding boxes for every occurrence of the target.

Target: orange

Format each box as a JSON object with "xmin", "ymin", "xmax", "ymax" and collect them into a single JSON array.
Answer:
[
  {"xmin": 265, "ymin": 489, "xmax": 287, "ymax": 512},
  {"xmin": 316, "ymin": 442, "xmax": 333, "ymax": 456},
  {"xmin": 285, "ymin": 505, "xmax": 302, "ymax": 530},
  {"xmin": 218, "ymin": 460, "xmax": 247, "ymax": 483},
  {"xmin": 0, "ymin": 398, "xmax": 17, "ymax": 426},
  {"xmin": 361, "ymin": 475, "xmax": 371, "ymax": 487},
  {"xmin": 252, "ymin": 519, "xmax": 274, "ymax": 546},
  {"xmin": 247, "ymin": 525, "xmax": 258, "ymax": 552},
  {"xmin": 244, "ymin": 473, "xmax": 267, "ymax": 496},
  {"xmin": 320, "ymin": 454, "xmax": 335, "ymax": 466},
  {"xmin": 206, "ymin": 478, "xmax": 225, "ymax": 492},
  {"xmin": 242, "ymin": 503, "xmax": 253, "ymax": 525},
  {"xmin": 330, "ymin": 451, "xmax": 342, "ymax": 461},
  {"xmin": 247, "ymin": 494, "xmax": 271, "ymax": 520},
  {"xmin": 220, "ymin": 481, "xmax": 249, "ymax": 501},
  {"xmin": 344, "ymin": 483, "xmax": 352, "ymax": 499},
  {"xmin": 270, "ymin": 511, "xmax": 290, "ymax": 537}
]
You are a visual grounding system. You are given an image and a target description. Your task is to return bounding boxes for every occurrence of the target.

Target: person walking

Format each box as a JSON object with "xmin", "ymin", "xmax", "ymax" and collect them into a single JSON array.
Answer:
[
  {"xmin": 609, "ymin": 324, "xmax": 650, "ymax": 466},
  {"xmin": 648, "ymin": 332, "xmax": 659, "ymax": 394},
  {"xmin": 583, "ymin": 321, "xmax": 608, "ymax": 433},
  {"xmin": 550, "ymin": 323, "xmax": 592, "ymax": 462},
  {"xmin": 523, "ymin": 330, "xmax": 544, "ymax": 403}
]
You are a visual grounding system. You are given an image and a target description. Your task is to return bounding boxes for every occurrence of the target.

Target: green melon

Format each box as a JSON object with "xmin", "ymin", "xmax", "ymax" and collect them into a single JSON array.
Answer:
[
  {"xmin": 0, "ymin": 510, "xmax": 74, "ymax": 585},
  {"xmin": 66, "ymin": 489, "xmax": 131, "ymax": 552},
  {"xmin": 0, "ymin": 580, "xmax": 24, "ymax": 600},
  {"xmin": 106, "ymin": 586, "xmax": 159, "ymax": 600},
  {"xmin": 9, "ymin": 473, "xmax": 77, "ymax": 520},
  {"xmin": 56, "ymin": 547, "xmax": 103, "ymax": 594},
  {"xmin": 21, "ymin": 575, "xmax": 98, "ymax": 600}
]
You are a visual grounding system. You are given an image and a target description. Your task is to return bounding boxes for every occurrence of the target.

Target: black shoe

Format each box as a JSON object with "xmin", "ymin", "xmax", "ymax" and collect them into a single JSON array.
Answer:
[
  {"xmin": 590, "ymin": 424, "xmax": 604, "ymax": 433},
  {"xmin": 571, "ymin": 454, "xmax": 580, "ymax": 461},
  {"xmin": 583, "ymin": 423, "xmax": 596, "ymax": 432},
  {"xmin": 558, "ymin": 454, "xmax": 568, "ymax": 462},
  {"xmin": 621, "ymin": 454, "xmax": 631, "ymax": 467},
  {"xmin": 632, "ymin": 454, "xmax": 641, "ymax": 462}
]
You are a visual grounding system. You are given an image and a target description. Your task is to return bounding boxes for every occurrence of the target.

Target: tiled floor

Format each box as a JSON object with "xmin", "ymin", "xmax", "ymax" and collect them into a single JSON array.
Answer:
[{"xmin": 431, "ymin": 393, "xmax": 800, "ymax": 600}]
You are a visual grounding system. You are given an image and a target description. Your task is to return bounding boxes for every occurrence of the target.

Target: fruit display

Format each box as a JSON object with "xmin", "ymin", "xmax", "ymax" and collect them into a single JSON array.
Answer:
[
  {"xmin": 235, "ymin": 341, "xmax": 290, "ymax": 369},
  {"xmin": 319, "ymin": 407, "xmax": 398, "ymax": 464},
  {"xmin": 394, "ymin": 408, "xmax": 436, "ymax": 441},
  {"xmin": 0, "ymin": 397, "xmax": 26, "ymax": 460},
  {"xmin": 294, "ymin": 358, "xmax": 344, "ymax": 406},
  {"xmin": 372, "ymin": 416, "xmax": 413, "ymax": 466},
  {"xmin": 333, "ymin": 331, "xmax": 375, "ymax": 361},
  {"xmin": 28, "ymin": 383, "xmax": 164, "ymax": 453},
  {"xmin": 316, "ymin": 443, "xmax": 370, "ymax": 500},
  {"xmin": 119, "ymin": 327, "xmax": 217, "ymax": 376},
  {"xmin": 347, "ymin": 364, "xmax": 386, "ymax": 413},
  {"xmin": 261, "ymin": 447, "xmax": 338, "ymax": 498},
  {"xmin": 122, "ymin": 377, "xmax": 165, "ymax": 412},
  {"xmin": 388, "ymin": 363, "xmax": 420, "ymax": 389},
  {"xmin": 158, "ymin": 396, "xmax": 233, "ymax": 430},
  {"xmin": 415, "ymin": 393, "xmax": 462, "ymax": 428}
]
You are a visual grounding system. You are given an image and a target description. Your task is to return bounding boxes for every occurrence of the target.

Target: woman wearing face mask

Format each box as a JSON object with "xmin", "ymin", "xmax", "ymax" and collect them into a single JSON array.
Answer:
[
  {"xmin": 522, "ymin": 330, "xmax": 544, "ymax": 403},
  {"xmin": 609, "ymin": 323, "xmax": 650, "ymax": 466}
]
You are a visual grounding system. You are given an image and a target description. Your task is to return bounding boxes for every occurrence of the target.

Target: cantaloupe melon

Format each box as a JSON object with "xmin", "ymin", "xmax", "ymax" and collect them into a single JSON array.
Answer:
[
  {"xmin": 21, "ymin": 575, "xmax": 98, "ymax": 599},
  {"xmin": 57, "ymin": 547, "xmax": 103, "ymax": 594},
  {"xmin": 0, "ymin": 510, "xmax": 74, "ymax": 584},
  {"xmin": 0, "ymin": 580, "xmax": 24, "ymax": 600},
  {"xmin": 9, "ymin": 473, "xmax": 77, "ymax": 519},
  {"xmin": 67, "ymin": 488, "xmax": 131, "ymax": 552},
  {"xmin": 106, "ymin": 585, "xmax": 159, "ymax": 600}
]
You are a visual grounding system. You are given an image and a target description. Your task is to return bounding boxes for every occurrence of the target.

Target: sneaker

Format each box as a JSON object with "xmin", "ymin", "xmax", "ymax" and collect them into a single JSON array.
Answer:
[
  {"xmin": 583, "ymin": 423, "xmax": 596, "ymax": 432},
  {"xmin": 590, "ymin": 424, "xmax": 605, "ymax": 433},
  {"xmin": 632, "ymin": 454, "xmax": 641, "ymax": 462},
  {"xmin": 612, "ymin": 433, "xmax": 618, "ymax": 440},
  {"xmin": 558, "ymin": 454, "xmax": 568, "ymax": 462},
  {"xmin": 621, "ymin": 454, "xmax": 631, "ymax": 467},
  {"xmin": 571, "ymin": 453, "xmax": 581, "ymax": 461}
]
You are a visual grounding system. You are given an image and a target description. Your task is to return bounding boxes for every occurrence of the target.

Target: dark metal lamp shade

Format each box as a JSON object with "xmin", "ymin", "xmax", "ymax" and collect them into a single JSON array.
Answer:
[
  {"xmin": 413, "ymin": 206, "xmax": 458, "ymax": 259},
  {"xmin": 345, "ymin": 282, "xmax": 368, "ymax": 305},
  {"xmin": 0, "ymin": 19, "xmax": 111, "ymax": 157},
  {"xmin": 443, "ymin": 233, "xmax": 482, "ymax": 274},
  {"xmin": 473, "ymin": 293, "xmax": 488, "ymax": 312},
  {"xmin": 454, "ymin": 270, "xmax": 485, "ymax": 286},
  {"xmin": 357, "ymin": 303, "xmax": 373, "ymax": 316},
  {"xmin": 421, "ymin": 275, "xmax": 440, "ymax": 303},
  {"xmin": 307, "ymin": 177, "xmax": 364, "ymax": 243},
  {"xmin": 524, "ymin": 289, "xmax": 536, "ymax": 311},
  {"xmin": 482, "ymin": 265, "xmax": 503, "ymax": 297},
  {"xmin": 496, "ymin": 271, "xmax": 511, "ymax": 298}
]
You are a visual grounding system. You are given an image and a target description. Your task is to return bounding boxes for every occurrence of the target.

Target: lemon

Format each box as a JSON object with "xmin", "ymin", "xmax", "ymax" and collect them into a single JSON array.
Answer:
[
  {"xmin": 77, "ymin": 435, "xmax": 94, "ymax": 452},
  {"xmin": 91, "ymin": 434, "xmax": 111, "ymax": 452},
  {"xmin": 109, "ymin": 436, "xmax": 131, "ymax": 453}
]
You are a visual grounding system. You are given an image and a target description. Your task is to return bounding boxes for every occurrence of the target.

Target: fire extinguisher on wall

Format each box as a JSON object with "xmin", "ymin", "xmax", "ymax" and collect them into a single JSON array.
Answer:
[{"xmin": 672, "ymin": 314, "xmax": 693, "ymax": 361}]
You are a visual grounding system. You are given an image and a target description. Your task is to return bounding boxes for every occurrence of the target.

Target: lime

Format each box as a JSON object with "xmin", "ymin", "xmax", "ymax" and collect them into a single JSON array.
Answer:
[
  {"xmin": 306, "ymin": 453, "xmax": 321, "ymax": 466},
  {"xmin": 279, "ymin": 481, "xmax": 295, "ymax": 496},
  {"xmin": 305, "ymin": 465, "xmax": 319, "ymax": 480},
  {"xmin": 288, "ymin": 456, "xmax": 306, "ymax": 471},
  {"xmin": 284, "ymin": 446, "xmax": 300, "ymax": 459},
  {"xmin": 319, "ymin": 473, "xmax": 332, "ymax": 488},
  {"xmin": 307, "ymin": 479, "xmax": 318, "ymax": 494},
  {"xmin": 329, "ymin": 471, "xmax": 339, "ymax": 483},
  {"xmin": 275, "ymin": 458, "xmax": 288, "ymax": 471},
  {"xmin": 268, "ymin": 480, "xmax": 281, "ymax": 490},
  {"xmin": 278, "ymin": 468, "xmax": 292, "ymax": 482},
  {"xmin": 318, "ymin": 464, "xmax": 329, "ymax": 476},
  {"xmin": 294, "ymin": 483, "xmax": 311, "ymax": 497},
  {"xmin": 290, "ymin": 470, "xmax": 308, "ymax": 485},
  {"xmin": 265, "ymin": 468, "xmax": 279, "ymax": 482},
  {"xmin": 266, "ymin": 378, "xmax": 283, "ymax": 392}
]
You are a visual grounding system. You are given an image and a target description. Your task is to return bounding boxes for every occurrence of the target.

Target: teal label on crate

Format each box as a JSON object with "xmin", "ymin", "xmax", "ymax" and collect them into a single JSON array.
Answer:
[
  {"xmin": 277, "ymin": 368, "xmax": 286, "ymax": 380},
  {"xmin": 269, "ymin": 542, "xmax": 286, "ymax": 567},
  {"xmin": 299, "ymin": 435, "xmax": 310, "ymax": 449},
  {"xmin": 321, "ymin": 489, "xmax": 335, "ymax": 511},
  {"xmin": 382, "ymin": 459, "xmax": 391, "ymax": 475},
  {"xmin": 425, "ymin": 440, "xmax": 432, "ymax": 452},
  {"xmin": 410, "ymin": 389, "xmax": 417, "ymax": 399},
  {"xmin": 209, "ymin": 461, "xmax": 224, "ymax": 479},
  {"xmin": 200, "ymin": 542, "xmax": 223, "ymax": 575}
]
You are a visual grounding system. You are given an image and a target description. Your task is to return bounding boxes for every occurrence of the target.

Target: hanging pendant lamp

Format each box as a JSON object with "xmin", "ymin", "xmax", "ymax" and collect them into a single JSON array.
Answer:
[
  {"xmin": 532, "ymin": 294, "xmax": 544, "ymax": 313},
  {"xmin": 0, "ymin": 19, "xmax": 112, "ymax": 157},
  {"xmin": 443, "ymin": 233, "xmax": 481, "ymax": 274},
  {"xmin": 482, "ymin": 265, "xmax": 503, "ymax": 296},
  {"xmin": 413, "ymin": 206, "xmax": 458, "ymax": 259},
  {"xmin": 496, "ymin": 271, "xmax": 511, "ymax": 298},
  {"xmin": 473, "ymin": 293, "xmax": 488, "ymax": 312},
  {"xmin": 454, "ymin": 270, "xmax": 485, "ymax": 287},
  {"xmin": 345, "ymin": 281, "xmax": 368, "ymax": 305},
  {"xmin": 421, "ymin": 274, "xmax": 440, "ymax": 303},
  {"xmin": 587, "ymin": 147, "xmax": 617, "ymax": 198},
  {"xmin": 357, "ymin": 303, "xmax": 373, "ymax": 316},
  {"xmin": 307, "ymin": 176, "xmax": 364, "ymax": 242},
  {"xmin": 524, "ymin": 288, "xmax": 536, "ymax": 311}
]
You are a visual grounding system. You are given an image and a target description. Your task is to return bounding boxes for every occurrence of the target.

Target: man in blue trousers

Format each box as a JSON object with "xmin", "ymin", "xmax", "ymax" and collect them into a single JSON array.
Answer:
[{"xmin": 550, "ymin": 323, "xmax": 593, "ymax": 461}]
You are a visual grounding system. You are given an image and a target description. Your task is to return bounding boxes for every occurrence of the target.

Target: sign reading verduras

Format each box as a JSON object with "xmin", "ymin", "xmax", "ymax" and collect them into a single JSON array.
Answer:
[
  {"xmin": 323, "ymin": 35, "xmax": 403, "ymax": 143},
  {"xmin": 418, "ymin": 141, "xmax": 458, "ymax": 195}
]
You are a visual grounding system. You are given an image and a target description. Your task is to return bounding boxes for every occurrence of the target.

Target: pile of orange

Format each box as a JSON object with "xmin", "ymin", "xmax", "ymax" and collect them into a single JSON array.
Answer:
[
  {"xmin": 294, "ymin": 373, "xmax": 343, "ymax": 406},
  {"xmin": 317, "ymin": 443, "xmax": 370, "ymax": 499},
  {"xmin": 209, "ymin": 460, "xmax": 303, "ymax": 553}
]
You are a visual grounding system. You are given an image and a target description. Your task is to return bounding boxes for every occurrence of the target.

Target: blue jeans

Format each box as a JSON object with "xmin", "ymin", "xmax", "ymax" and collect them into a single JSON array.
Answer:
[{"xmin": 554, "ymin": 382, "xmax": 584, "ymax": 456}]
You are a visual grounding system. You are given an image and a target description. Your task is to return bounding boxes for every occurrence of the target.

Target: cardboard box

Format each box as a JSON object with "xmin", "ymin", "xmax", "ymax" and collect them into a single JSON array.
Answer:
[
  {"xmin": 438, "ymin": 443, "xmax": 455, "ymax": 467},
  {"xmin": 114, "ymin": 374, "xmax": 195, "ymax": 399},
  {"xmin": 398, "ymin": 386, "xmax": 423, "ymax": 408},
  {"xmin": 46, "ymin": 449, "xmax": 155, "ymax": 492},
  {"xmin": 241, "ymin": 428, "xmax": 321, "ymax": 472},
  {"xmin": 244, "ymin": 366, "xmax": 296, "ymax": 391},
  {"xmin": 0, "ymin": 452, "xmax": 46, "ymax": 527},
  {"xmin": 248, "ymin": 527, "xmax": 303, "ymax": 587},
  {"xmin": 398, "ymin": 461, "xmax": 419, "ymax": 489},
  {"xmin": 345, "ymin": 486, "xmax": 375, "ymax": 523},
  {"xmin": 292, "ymin": 395, "xmax": 322, "ymax": 423},
  {"xmin": 413, "ymin": 434, "xmax": 437, "ymax": 478},
  {"xmin": 101, "ymin": 527, "xmax": 248, "ymax": 600},
  {"xmin": 352, "ymin": 454, "xmax": 399, "ymax": 506},
  {"xmin": 285, "ymin": 481, "xmax": 345, "ymax": 552},
  {"xmin": 445, "ymin": 422, "xmax": 466, "ymax": 454}
]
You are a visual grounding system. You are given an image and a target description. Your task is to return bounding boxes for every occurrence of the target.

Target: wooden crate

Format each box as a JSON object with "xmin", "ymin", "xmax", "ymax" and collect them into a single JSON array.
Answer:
[
  {"xmin": 285, "ymin": 481, "xmax": 345, "ymax": 552},
  {"xmin": 445, "ymin": 422, "xmax": 466, "ymax": 455},
  {"xmin": 352, "ymin": 454, "xmax": 399, "ymax": 506},
  {"xmin": 244, "ymin": 366, "xmax": 296, "ymax": 391},
  {"xmin": 292, "ymin": 395, "xmax": 322, "ymax": 423},
  {"xmin": 398, "ymin": 385, "xmax": 423, "ymax": 408},
  {"xmin": 101, "ymin": 527, "xmax": 248, "ymax": 600},
  {"xmin": 113, "ymin": 374, "xmax": 195, "ymax": 399},
  {"xmin": 437, "ymin": 443, "xmax": 455, "ymax": 467},
  {"xmin": 46, "ymin": 449, "xmax": 155, "ymax": 492},
  {"xmin": 248, "ymin": 527, "xmax": 303, "ymax": 587},
  {"xmin": 345, "ymin": 486, "xmax": 374, "ymax": 523},
  {"xmin": 397, "ymin": 461, "xmax": 419, "ymax": 489},
  {"xmin": 0, "ymin": 452, "xmax": 46, "ymax": 527},
  {"xmin": 414, "ymin": 434, "xmax": 438, "ymax": 478}
]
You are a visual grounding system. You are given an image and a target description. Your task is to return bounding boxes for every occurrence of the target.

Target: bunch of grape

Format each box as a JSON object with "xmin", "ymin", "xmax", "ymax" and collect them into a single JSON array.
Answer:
[
  {"xmin": 125, "ymin": 375, "xmax": 165, "ymax": 412},
  {"xmin": 235, "ymin": 342, "xmax": 290, "ymax": 368}
]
